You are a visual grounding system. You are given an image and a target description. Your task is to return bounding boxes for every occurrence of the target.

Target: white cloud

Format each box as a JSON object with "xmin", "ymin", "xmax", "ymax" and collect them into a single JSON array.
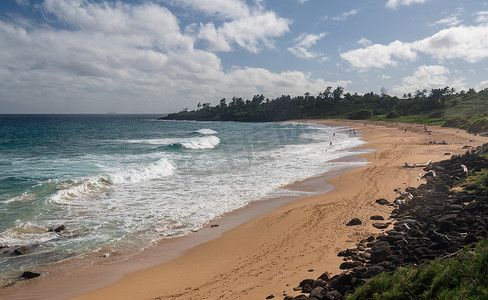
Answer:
[
  {"xmin": 476, "ymin": 11, "xmax": 488, "ymax": 24},
  {"xmin": 341, "ymin": 24, "xmax": 488, "ymax": 69},
  {"xmin": 391, "ymin": 65, "xmax": 466, "ymax": 95},
  {"xmin": 288, "ymin": 33, "xmax": 327, "ymax": 59},
  {"xmin": 0, "ymin": 0, "xmax": 321, "ymax": 113},
  {"xmin": 16, "ymin": 0, "xmax": 30, "ymax": 7},
  {"xmin": 200, "ymin": 11, "xmax": 290, "ymax": 53},
  {"xmin": 386, "ymin": 0, "xmax": 429, "ymax": 9},
  {"xmin": 357, "ymin": 37, "xmax": 371, "ymax": 46},
  {"xmin": 324, "ymin": 9, "xmax": 358, "ymax": 21},
  {"xmin": 414, "ymin": 25, "xmax": 488, "ymax": 62},
  {"xmin": 340, "ymin": 40, "xmax": 417, "ymax": 70},
  {"xmin": 477, "ymin": 80, "xmax": 488, "ymax": 91},
  {"xmin": 297, "ymin": 0, "xmax": 309, "ymax": 3},
  {"xmin": 430, "ymin": 16, "xmax": 461, "ymax": 27},
  {"xmin": 223, "ymin": 68, "xmax": 349, "ymax": 98},
  {"xmin": 171, "ymin": 0, "xmax": 290, "ymax": 53}
]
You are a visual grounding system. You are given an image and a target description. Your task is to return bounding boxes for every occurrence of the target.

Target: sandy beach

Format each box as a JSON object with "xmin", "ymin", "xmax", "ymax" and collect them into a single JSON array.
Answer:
[{"xmin": 5, "ymin": 120, "xmax": 488, "ymax": 300}]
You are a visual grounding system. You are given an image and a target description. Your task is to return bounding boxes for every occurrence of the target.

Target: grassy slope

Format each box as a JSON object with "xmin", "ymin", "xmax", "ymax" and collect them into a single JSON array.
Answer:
[
  {"xmin": 369, "ymin": 90, "xmax": 488, "ymax": 132},
  {"xmin": 349, "ymin": 240, "xmax": 488, "ymax": 299}
]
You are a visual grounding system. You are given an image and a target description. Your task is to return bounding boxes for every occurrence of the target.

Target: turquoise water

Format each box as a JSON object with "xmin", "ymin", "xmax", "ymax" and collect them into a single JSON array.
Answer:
[{"xmin": 0, "ymin": 115, "xmax": 366, "ymax": 285}]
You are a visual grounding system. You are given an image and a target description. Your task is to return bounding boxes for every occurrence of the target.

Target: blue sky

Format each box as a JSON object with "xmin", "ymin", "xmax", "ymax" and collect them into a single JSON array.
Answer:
[{"xmin": 1, "ymin": 0, "xmax": 488, "ymax": 113}]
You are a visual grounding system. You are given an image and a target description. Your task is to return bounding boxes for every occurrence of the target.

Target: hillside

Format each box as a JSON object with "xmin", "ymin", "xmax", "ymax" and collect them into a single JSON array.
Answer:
[{"xmin": 161, "ymin": 87, "xmax": 488, "ymax": 133}]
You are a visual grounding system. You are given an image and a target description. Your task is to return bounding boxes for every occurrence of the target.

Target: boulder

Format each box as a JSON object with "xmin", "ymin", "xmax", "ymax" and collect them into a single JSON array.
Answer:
[
  {"xmin": 375, "ymin": 198, "xmax": 390, "ymax": 205},
  {"xmin": 20, "ymin": 271, "xmax": 40, "ymax": 279},
  {"xmin": 372, "ymin": 223, "xmax": 389, "ymax": 229},
  {"xmin": 48, "ymin": 225, "xmax": 66, "ymax": 233},
  {"xmin": 339, "ymin": 261, "xmax": 362, "ymax": 270},
  {"xmin": 310, "ymin": 287, "xmax": 326, "ymax": 299},
  {"xmin": 346, "ymin": 218, "xmax": 362, "ymax": 226}
]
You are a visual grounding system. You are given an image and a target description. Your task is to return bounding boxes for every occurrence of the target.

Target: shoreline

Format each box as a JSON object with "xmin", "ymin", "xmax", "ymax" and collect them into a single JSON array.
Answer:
[
  {"xmin": 4, "ymin": 120, "xmax": 488, "ymax": 300},
  {"xmin": 0, "ymin": 123, "xmax": 368, "ymax": 300}
]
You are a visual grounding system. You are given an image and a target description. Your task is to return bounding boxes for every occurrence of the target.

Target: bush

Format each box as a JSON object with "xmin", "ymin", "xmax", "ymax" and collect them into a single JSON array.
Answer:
[
  {"xmin": 349, "ymin": 109, "xmax": 374, "ymax": 120},
  {"xmin": 349, "ymin": 240, "xmax": 488, "ymax": 299},
  {"xmin": 386, "ymin": 111, "xmax": 400, "ymax": 119}
]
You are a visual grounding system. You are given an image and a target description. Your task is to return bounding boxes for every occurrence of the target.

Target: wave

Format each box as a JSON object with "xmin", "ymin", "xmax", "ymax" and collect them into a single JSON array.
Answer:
[
  {"xmin": 50, "ymin": 158, "xmax": 175, "ymax": 205},
  {"xmin": 195, "ymin": 128, "xmax": 218, "ymax": 135},
  {"xmin": 116, "ymin": 135, "xmax": 220, "ymax": 150},
  {"xmin": 107, "ymin": 158, "xmax": 175, "ymax": 184},
  {"xmin": 180, "ymin": 136, "xmax": 220, "ymax": 149},
  {"xmin": 118, "ymin": 138, "xmax": 180, "ymax": 145}
]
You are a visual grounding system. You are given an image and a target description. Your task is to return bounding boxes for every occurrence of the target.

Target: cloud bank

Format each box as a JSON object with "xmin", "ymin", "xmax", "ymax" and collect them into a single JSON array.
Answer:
[
  {"xmin": 0, "ymin": 0, "xmax": 329, "ymax": 113},
  {"xmin": 341, "ymin": 24, "xmax": 488, "ymax": 70}
]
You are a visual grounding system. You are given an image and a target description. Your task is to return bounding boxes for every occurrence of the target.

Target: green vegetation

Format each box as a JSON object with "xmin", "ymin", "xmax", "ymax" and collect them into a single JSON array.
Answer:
[
  {"xmin": 163, "ymin": 86, "xmax": 488, "ymax": 133},
  {"xmin": 348, "ymin": 240, "xmax": 488, "ymax": 300}
]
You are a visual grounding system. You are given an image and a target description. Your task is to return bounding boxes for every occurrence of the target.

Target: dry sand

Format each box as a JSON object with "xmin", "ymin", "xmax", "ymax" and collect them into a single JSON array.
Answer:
[{"xmin": 6, "ymin": 120, "xmax": 488, "ymax": 300}]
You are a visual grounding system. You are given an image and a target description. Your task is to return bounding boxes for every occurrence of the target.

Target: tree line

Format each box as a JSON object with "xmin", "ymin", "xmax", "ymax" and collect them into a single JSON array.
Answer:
[{"xmin": 162, "ymin": 86, "xmax": 468, "ymax": 122}]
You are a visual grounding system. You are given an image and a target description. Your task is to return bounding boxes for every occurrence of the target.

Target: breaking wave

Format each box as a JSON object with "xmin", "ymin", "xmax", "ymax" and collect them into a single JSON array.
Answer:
[{"xmin": 195, "ymin": 128, "xmax": 218, "ymax": 135}]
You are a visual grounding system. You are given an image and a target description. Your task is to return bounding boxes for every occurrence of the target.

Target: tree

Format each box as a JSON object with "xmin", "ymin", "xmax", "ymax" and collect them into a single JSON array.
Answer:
[
  {"xmin": 219, "ymin": 98, "xmax": 227, "ymax": 108},
  {"xmin": 333, "ymin": 86, "xmax": 344, "ymax": 101}
]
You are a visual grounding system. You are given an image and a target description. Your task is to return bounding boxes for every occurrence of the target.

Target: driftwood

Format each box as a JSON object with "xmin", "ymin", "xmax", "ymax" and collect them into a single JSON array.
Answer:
[
  {"xmin": 417, "ymin": 170, "xmax": 437, "ymax": 181},
  {"xmin": 394, "ymin": 189, "xmax": 414, "ymax": 205},
  {"xmin": 404, "ymin": 160, "xmax": 432, "ymax": 168}
]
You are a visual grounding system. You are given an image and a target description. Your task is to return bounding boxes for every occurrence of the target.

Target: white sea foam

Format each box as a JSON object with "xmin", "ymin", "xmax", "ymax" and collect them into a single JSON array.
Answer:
[
  {"xmin": 195, "ymin": 128, "xmax": 218, "ymax": 135},
  {"xmin": 180, "ymin": 136, "xmax": 220, "ymax": 149},
  {"xmin": 108, "ymin": 158, "xmax": 175, "ymax": 184},
  {"xmin": 118, "ymin": 138, "xmax": 180, "ymax": 145},
  {"xmin": 117, "ymin": 136, "xmax": 220, "ymax": 149},
  {"xmin": 50, "ymin": 158, "xmax": 175, "ymax": 205}
]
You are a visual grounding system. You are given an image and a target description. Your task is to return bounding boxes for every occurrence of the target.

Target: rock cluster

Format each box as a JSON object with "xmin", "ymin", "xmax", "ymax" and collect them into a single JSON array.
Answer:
[
  {"xmin": 283, "ymin": 145, "xmax": 488, "ymax": 300},
  {"xmin": 1, "ymin": 224, "xmax": 71, "ymax": 284}
]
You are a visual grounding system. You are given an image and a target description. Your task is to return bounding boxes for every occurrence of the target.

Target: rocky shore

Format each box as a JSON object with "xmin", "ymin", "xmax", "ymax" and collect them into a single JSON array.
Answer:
[{"xmin": 285, "ymin": 144, "xmax": 488, "ymax": 300}]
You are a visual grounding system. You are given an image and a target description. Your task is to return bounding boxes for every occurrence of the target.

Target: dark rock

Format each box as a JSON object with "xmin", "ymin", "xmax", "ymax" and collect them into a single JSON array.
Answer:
[
  {"xmin": 369, "ymin": 241, "xmax": 391, "ymax": 263},
  {"xmin": 376, "ymin": 198, "xmax": 390, "ymax": 205},
  {"xmin": 210, "ymin": 224, "xmax": 219, "ymax": 228},
  {"xmin": 372, "ymin": 223, "xmax": 389, "ymax": 229},
  {"xmin": 292, "ymin": 295, "xmax": 308, "ymax": 300},
  {"xmin": 310, "ymin": 287, "xmax": 326, "ymax": 299},
  {"xmin": 11, "ymin": 246, "xmax": 29, "ymax": 256},
  {"xmin": 337, "ymin": 248, "xmax": 358, "ymax": 257},
  {"xmin": 312, "ymin": 279, "xmax": 327, "ymax": 288},
  {"xmin": 20, "ymin": 271, "xmax": 40, "ymax": 279},
  {"xmin": 464, "ymin": 234, "xmax": 478, "ymax": 244},
  {"xmin": 339, "ymin": 261, "xmax": 362, "ymax": 270},
  {"xmin": 317, "ymin": 271, "xmax": 331, "ymax": 281},
  {"xmin": 363, "ymin": 265, "xmax": 385, "ymax": 278},
  {"xmin": 329, "ymin": 290, "xmax": 342, "ymax": 299},
  {"xmin": 266, "ymin": 295, "xmax": 275, "ymax": 299},
  {"xmin": 48, "ymin": 225, "xmax": 66, "ymax": 233},
  {"xmin": 328, "ymin": 273, "xmax": 353, "ymax": 291},
  {"xmin": 301, "ymin": 284, "xmax": 313, "ymax": 293},
  {"xmin": 370, "ymin": 215, "xmax": 384, "ymax": 220},
  {"xmin": 429, "ymin": 241, "xmax": 450, "ymax": 250},
  {"xmin": 346, "ymin": 218, "xmax": 362, "ymax": 226},
  {"xmin": 299, "ymin": 279, "xmax": 314, "ymax": 287}
]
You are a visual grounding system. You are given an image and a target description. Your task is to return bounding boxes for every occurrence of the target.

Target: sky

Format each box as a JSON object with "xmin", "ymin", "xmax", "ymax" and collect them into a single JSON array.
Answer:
[{"xmin": 1, "ymin": 0, "xmax": 488, "ymax": 113}]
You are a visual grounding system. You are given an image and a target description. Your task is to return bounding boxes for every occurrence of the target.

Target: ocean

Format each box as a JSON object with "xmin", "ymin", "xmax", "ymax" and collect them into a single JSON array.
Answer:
[{"xmin": 0, "ymin": 114, "xmax": 366, "ymax": 286}]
